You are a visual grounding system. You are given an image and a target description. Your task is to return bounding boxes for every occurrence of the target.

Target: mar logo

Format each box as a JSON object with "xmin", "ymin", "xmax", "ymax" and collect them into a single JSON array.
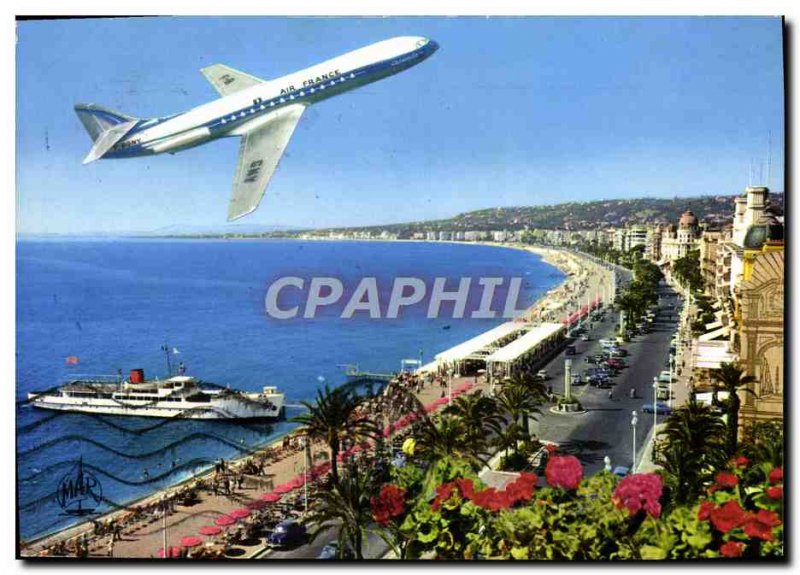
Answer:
[{"xmin": 55, "ymin": 458, "xmax": 103, "ymax": 516}]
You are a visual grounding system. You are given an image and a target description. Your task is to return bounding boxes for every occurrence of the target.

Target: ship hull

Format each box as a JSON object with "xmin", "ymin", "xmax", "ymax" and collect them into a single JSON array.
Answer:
[{"xmin": 26, "ymin": 393, "xmax": 284, "ymax": 420}]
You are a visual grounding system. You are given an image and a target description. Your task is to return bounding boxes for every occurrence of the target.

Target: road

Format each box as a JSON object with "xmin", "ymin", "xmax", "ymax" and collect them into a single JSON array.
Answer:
[{"xmin": 535, "ymin": 279, "xmax": 681, "ymax": 475}]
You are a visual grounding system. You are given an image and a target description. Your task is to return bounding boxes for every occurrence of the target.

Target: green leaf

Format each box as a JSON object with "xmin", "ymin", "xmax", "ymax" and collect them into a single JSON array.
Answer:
[{"xmin": 641, "ymin": 545, "xmax": 668, "ymax": 560}]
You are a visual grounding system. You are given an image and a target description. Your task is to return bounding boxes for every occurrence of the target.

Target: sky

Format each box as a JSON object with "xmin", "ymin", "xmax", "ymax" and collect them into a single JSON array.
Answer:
[{"xmin": 16, "ymin": 16, "xmax": 785, "ymax": 234}]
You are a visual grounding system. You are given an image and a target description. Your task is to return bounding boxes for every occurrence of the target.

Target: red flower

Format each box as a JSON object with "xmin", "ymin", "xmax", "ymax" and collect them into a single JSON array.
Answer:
[
  {"xmin": 715, "ymin": 472, "xmax": 739, "ymax": 489},
  {"xmin": 370, "ymin": 484, "xmax": 406, "ymax": 525},
  {"xmin": 545, "ymin": 443, "xmax": 559, "ymax": 455},
  {"xmin": 454, "ymin": 478, "xmax": 476, "ymax": 500},
  {"xmin": 766, "ymin": 486, "xmax": 783, "ymax": 500},
  {"xmin": 544, "ymin": 455, "xmax": 583, "ymax": 490},
  {"xmin": 471, "ymin": 487, "xmax": 512, "ymax": 511},
  {"xmin": 720, "ymin": 541, "xmax": 744, "ymax": 558},
  {"xmin": 504, "ymin": 473, "xmax": 537, "ymax": 504},
  {"xmin": 710, "ymin": 501, "xmax": 748, "ymax": 533},
  {"xmin": 754, "ymin": 509, "xmax": 782, "ymax": 527},
  {"xmin": 612, "ymin": 473, "xmax": 663, "ymax": 518},
  {"xmin": 732, "ymin": 455, "xmax": 749, "ymax": 468},
  {"xmin": 769, "ymin": 467, "xmax": 783, "ymax": 484},
  {"xmin": 743, "ymin": 518, "xmax": 774, "ymax": 541},
  {"xmin": 431, "ymin": 482, "xmax": 456, "ymax": 511},
  {"xmin": 698, "ymin": 501, "xmax": 715, "ymax": 521}
]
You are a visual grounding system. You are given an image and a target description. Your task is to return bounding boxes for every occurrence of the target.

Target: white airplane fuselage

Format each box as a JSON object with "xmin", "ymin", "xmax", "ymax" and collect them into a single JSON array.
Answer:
[{"xmin": 105, "ymin": 36, "xmax": 439, "ymax": 159}]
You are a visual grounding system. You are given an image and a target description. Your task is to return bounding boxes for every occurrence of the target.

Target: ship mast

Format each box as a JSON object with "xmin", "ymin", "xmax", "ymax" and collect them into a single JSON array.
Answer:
[{"xmin": 161, "ymin": 344, "xmax": 172, "ymax": 377}]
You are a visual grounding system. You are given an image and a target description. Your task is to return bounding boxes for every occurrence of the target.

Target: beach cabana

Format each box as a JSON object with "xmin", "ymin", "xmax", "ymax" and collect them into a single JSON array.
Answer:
[
  {"xmin": 435, "ymin": 321, "xmax": 530, "ymax": 371},
  {"xmin": 198, "ymin": 526, "xmax": 222, "ymax": 536},
  {"xmin": 229, "ymin": 508, "xmax": 251, "ymax": 519},
  {"xmin": 486, "ymin": 323, "xmax": 567, "ymax": 383},
  {"xmin": 260, "ymin": 492, "xmax": 282, "ymax": 503},
  {"xmin": 214, "ymin": 514, "xmax": 236, "ymax": 527}
]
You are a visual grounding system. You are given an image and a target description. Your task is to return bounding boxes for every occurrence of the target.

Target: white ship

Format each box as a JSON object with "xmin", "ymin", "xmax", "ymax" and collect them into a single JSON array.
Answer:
[{"xmin": 27, "ymin": 368, "xmax": 285, "ymax": 420}]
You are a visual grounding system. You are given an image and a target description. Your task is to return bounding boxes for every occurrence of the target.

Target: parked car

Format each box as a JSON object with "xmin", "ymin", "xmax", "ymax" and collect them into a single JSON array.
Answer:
[
  {"xmin": 267, "ymin": 519, "xmax": 307, "ymax": 548},
  {"xmin": 658, "ymin": 370, "xmax": 673, "ymax": 383},
  {"xmin": 318, "ymin": 542, "xmax": 355, "ymax": 560},
  {"xmin": 536, "ymin": 369, "xmax": 549, "ymax": 381},
  {"xmin": 606, "ymin": 358, "xmax": 626, "ymax": 369},
  {"xmin": 580, "ymin": 334, "xmax": 591, "ymax": 341},
  {"xmin": 642, "ymin": 402, "xmax": 673, "ymax": 415},
  {"xmin": 565, "ymin": 344, "xmax": 577, "ymax": 356},
  {"xmin": 571, "ymin": 373, "xmax": 585, "ymax": 386}
]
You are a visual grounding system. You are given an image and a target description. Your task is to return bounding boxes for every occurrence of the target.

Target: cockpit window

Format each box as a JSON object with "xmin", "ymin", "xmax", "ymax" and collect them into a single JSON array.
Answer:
[{"xmin": 416, "ymin": 38, "xmax": 429, "ymax": 48}]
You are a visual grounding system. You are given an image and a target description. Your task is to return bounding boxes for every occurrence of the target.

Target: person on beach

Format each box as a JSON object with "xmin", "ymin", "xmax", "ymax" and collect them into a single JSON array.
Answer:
[{"xmin": 106, "ymin": 535, "xmax": 114, "ymax": 557}]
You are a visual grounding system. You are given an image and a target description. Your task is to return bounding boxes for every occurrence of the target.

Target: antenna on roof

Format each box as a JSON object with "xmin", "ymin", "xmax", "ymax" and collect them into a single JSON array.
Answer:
[{"xmin": 766, "ymin": 130, "xmax": 772, "ymax": 189}]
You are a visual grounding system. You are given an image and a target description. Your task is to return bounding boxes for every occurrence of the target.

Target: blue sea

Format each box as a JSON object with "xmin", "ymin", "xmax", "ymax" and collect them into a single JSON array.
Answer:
[{"xmin": 15, "ymin": 239, "xmax": 564, "ymax": 540}]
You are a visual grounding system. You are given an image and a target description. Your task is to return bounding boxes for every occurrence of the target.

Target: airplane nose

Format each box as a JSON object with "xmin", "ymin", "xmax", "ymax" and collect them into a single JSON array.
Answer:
[{"xmin": 428, "ymin": 39, "xmax": 439, "ymax": 53}]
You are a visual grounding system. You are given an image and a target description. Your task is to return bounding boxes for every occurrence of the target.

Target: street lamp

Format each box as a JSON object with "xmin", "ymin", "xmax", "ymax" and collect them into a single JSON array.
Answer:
[
  {"xmin": 652, "ymin": 377, "xmax": 659, "ymax": 437},
  {"xmin": 631, "ymin": 411, "xmax": 638, "ymax": 471},
  {"xmin": 160, "ymin": 492, "xmax": 168, "ymax": 559}
]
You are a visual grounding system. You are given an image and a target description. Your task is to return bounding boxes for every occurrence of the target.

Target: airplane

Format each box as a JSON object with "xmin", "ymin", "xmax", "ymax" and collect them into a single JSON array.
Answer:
[{"xmin": 74, "ymin": 36, "xmax": 439, "ymax": 221}]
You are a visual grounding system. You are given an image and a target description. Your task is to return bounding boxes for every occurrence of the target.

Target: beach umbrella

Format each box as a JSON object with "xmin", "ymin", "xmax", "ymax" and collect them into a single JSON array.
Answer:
[
  {"xmin": 157, "ymin": 546, "xmax": 182, "ymax": 558},
  {"xmin": 214, "ymin": 514, "xmax": 236, "ymax": 527},
  {"xmin": 273, "ymin": 483, "xmax": 293, "ymax": 494},
  {"xmin": 246, "ymin": 499, "xmax": 267, "ymax": 510},
  {"xmin": 198, "ymin": 526, "xmax": 222, "ymax": 536},
  {"xmin": 289, "ymin": 475, "xmax": 305, "ymax": 488},
  {"xmin": 260, "ymin": 492, "xmax": 282, "ymax": 503},
  {"xmin": 229, "ymin": 507, "xmax": 251, "ymax": 519},
  {"xmin": 180, "ymin": 536, "xmax": 203, "ymax": 548}
]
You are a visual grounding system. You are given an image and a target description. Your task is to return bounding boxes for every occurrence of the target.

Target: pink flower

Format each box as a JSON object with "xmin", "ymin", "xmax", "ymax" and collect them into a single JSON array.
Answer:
[
  {"xmin": 769, "ymin": 467, "xmax": 783, "ymax": 484},
  {"xmin": 720, "ymin": 541, "xmax": 744, "ymax": 558},
  {"xmin": 612, "ymin": 473, "xmax": 663, "ymax": 518},
  {"xmin": 544, "ymin": 455, "xmax": 583, "ymax": 490}
]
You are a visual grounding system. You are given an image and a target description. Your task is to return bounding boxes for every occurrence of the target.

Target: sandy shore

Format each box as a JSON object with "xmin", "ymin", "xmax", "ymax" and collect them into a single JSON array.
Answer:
[{"xmin": 19, "ymin": 242, "xmax": 611, "ymax": 559}]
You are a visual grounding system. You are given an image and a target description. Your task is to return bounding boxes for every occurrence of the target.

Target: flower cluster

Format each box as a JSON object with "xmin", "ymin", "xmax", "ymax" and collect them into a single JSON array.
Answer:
[
  {"xmin": 766, "ymin": 466, "xmax": 783, "ymax": 500},
  {"xmin": 371, "ymin": 484, "xmax": 407, "ymax": 525},
  {"xmin": 698, "ymin": 499, "xmax": 782, "ymax": 541},
  {"xmin": 544, "ymin": 455, "xmax": 583, "ymax": 490},
  {"xmin": 612, "ymin": 473, "xmax": 663, "ymax": 518},
  {"xmin": 431, "ymin": 473, "xmax": 538, "ymax": 512}
]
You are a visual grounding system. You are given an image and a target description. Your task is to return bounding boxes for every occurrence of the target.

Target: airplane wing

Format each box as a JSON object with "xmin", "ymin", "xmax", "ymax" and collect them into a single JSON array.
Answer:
[
  {"xmin": 200, "ymin": 64, "xmax": 266, "ymax": 97},
  {"xmin": 228, "ymin": 104, "xmax": 306, "ymax": 221}
]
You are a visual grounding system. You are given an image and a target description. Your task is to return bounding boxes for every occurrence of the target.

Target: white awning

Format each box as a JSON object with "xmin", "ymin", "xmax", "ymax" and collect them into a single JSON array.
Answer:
[
  {"xmin": 704, "ymin": 320, "xmax": 723, "ymax": 331},
  {"xmin": 435, "ymin": 321, "xmax": 529, "ymax": 363},
  {"xmin": 699, "ymin": 326, "xmax": 730, "ymax": 342},
  {"xmin": 486, "ymin": 323, "xmax": 566, "ymax": 364},
  {"xmin": 693, "ymin": 341, "xmax": 737, "ymax": 368}
]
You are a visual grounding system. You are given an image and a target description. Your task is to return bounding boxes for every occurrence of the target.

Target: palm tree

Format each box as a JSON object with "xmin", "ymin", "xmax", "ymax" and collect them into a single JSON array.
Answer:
[
  {"xmin": 506, "ymin": 374, "xmax": 548, "ymax": 437},
  {"xmin": 413, "ymin": 413, "xmax": 486, "ymax": 470},
  {"xmin": 710, "ymin": 362, "xmax": 757, "ymax": 456},
  {"xmin": 656, "ymin": 400, "xmax": 727, "ymax": 505},
  {"xmin": 304, "ymin": 464, "xmax": 373, "ymax": 559},
  {"xmin": 491, "ymin": 381, "xmax": 544, "ymax": 458},
  {"xmin": 291, "ymin": 384, "xmax": 378, "ymax": 486},
  {"xmin": 442, "ymin": 391, "xmax": 501, "ymax": 453}
]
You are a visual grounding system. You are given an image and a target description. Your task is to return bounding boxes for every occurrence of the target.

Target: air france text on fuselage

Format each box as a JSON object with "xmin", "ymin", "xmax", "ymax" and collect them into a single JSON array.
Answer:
[{"xmin": 280, "ymin": 69, "xmax": 341, "ymax": 94}]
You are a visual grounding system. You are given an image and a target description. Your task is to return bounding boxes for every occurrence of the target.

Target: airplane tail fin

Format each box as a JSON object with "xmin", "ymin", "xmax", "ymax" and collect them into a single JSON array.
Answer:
[
  {"xmin": 74, "ymin": 103, "xmax": 139, "ymax": 164},
  {"xmin": 74, "ymin": 103, "xmax": 138, "ymax": 142}
]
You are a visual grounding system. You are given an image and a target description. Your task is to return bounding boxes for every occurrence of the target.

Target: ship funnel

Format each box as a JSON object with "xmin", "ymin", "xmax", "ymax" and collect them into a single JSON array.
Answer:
[{"xmin": 129, "ymin": 368, "xmax": 145, "ymax": 384}]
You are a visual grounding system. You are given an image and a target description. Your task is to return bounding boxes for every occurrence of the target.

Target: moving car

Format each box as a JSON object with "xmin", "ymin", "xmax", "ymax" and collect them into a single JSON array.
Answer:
[{"xmin": 267, "ymin": 519, "xmax": 307, "ymax": 548}]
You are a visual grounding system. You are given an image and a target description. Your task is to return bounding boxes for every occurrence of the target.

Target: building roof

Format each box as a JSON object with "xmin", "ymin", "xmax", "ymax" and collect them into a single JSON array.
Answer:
[
  {"xmin": 435, "ymin": 321, "xmax": 529, "ymax": 363},
  {"xmin": 486, "ymin": 322, "xmax": 565, "ymax": 364}
]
